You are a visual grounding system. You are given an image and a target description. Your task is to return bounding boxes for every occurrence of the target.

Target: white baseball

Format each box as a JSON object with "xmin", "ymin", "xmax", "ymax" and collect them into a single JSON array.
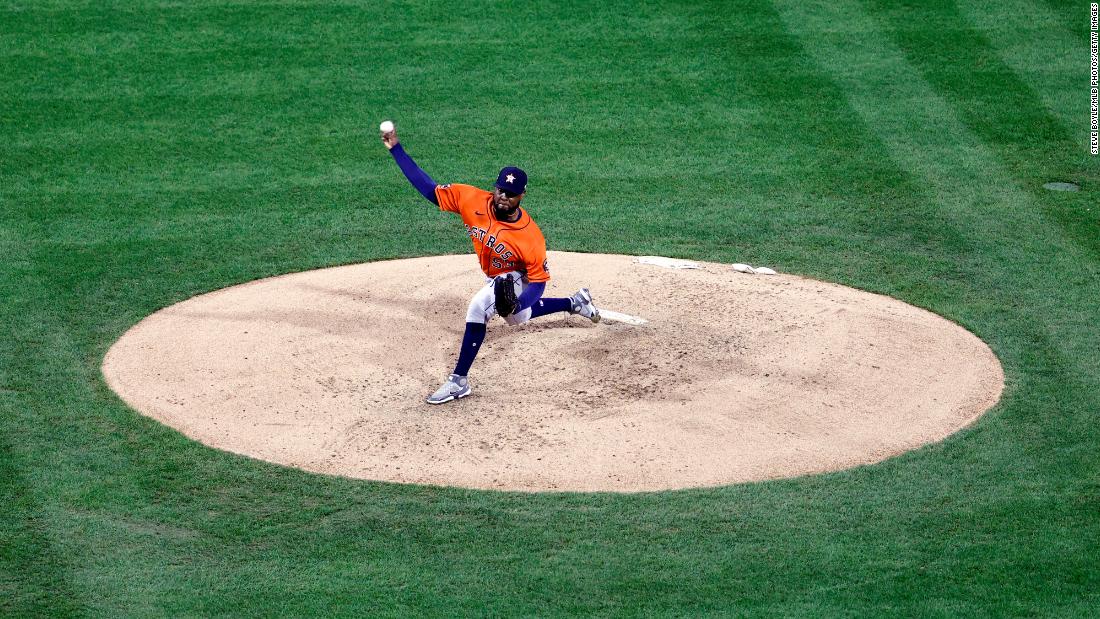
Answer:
[{"xmin": 379, "ymin": 120, "xmax": 395, "ymax": 133}]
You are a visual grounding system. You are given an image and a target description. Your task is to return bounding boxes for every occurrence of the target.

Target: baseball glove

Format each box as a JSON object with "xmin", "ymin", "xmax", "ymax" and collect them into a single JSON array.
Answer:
[{"xmin": 494, "ymin": 274, "xmax": 518, "ymax": 317}]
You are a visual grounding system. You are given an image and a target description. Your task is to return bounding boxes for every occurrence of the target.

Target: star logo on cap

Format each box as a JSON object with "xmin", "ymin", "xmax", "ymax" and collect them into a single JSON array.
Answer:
[{"xmin": 505, "ymin": 174, "xmax": 516, "ymax": 184}]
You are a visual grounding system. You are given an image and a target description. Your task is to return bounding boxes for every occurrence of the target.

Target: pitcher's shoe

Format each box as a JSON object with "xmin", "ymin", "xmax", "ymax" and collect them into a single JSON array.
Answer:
[
  {"xmin": 569, "ymin": 288, "xmax": 601, "ymax": 323},
  {"xmin": 426, "ymin": 373, "xmax": 471, "ymax": 405}
]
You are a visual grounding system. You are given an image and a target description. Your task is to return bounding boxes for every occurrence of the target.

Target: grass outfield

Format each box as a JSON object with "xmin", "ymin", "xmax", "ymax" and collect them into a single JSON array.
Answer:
[{"xmin": 2, "ymin": 0, "xmax": 1098, "ymax": 615}]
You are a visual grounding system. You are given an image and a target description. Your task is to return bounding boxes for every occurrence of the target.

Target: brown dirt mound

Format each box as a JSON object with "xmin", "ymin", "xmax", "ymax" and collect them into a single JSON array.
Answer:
[{"xmin": 102, "ymin": 252, "xmax": 1003, "ymax": 492}]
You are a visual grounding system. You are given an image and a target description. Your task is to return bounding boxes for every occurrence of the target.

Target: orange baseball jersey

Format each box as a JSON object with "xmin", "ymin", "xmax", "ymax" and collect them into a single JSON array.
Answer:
[{"xmin": 434, "ymin": 183, "xmax": 550, "ymax": 282}]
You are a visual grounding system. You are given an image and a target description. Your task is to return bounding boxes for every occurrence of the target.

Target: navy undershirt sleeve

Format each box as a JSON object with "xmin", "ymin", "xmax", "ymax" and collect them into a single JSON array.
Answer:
[
  {"xmin": 517, "ymin": 281, "xmax": 545, "ymax": 312},
  {"xmin": 389, "ymin": 143, "xmax": 439, "ymax": 205}
]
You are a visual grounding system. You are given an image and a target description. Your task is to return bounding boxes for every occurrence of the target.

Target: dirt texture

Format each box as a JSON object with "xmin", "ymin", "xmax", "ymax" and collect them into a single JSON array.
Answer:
[{"xmin": 102, "ymin": 252, "xmax": 1004, "ymax": 492}]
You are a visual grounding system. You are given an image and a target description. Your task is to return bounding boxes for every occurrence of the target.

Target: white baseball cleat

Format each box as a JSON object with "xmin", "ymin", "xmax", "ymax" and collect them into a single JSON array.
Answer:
[
  {"xmin": 569, "ymin": 288, "xmax": 601, "ymax": 323},
  {"xmin": 426, "ymin": 373, "xmax": 471, "ymax": 405}
]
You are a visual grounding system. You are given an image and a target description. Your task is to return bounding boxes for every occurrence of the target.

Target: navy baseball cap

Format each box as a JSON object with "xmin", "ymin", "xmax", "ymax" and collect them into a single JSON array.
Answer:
[{"xmin": 495, "ymin": 166, "xmax": 528, "ymax": 195}]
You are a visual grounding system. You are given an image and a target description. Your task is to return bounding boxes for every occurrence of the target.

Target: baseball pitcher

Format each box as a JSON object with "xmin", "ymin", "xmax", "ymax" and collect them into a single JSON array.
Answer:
[{"xmin": 381, "ymin": 123, "xmax": 601, "ymax": 404}]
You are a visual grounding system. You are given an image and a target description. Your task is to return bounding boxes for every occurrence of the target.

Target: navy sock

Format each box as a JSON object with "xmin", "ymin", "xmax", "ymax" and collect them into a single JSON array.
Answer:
[
  {"xmin": 453, "ymin": 322, "xmax": 487, "ymax": 376},
  {"xmin": 529, "ymin": 297, "xmax": 573, "ymax": 319}
]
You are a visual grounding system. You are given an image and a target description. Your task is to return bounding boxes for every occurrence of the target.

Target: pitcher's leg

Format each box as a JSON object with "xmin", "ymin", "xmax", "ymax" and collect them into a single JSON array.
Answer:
[
  {"xmin": 453, "ymin": 322, "xmax": 486, "ymax": 377},
  {"xmin": 426, "ymin": 282, "xmax": 494, "ymax": 405},
  {"xmin": 528, "ymin": 297, "xmax": 572, "ymax": 319},
  {"xmin": 529, "ymin": 289, "xmax": 600, "ymax": 323}
]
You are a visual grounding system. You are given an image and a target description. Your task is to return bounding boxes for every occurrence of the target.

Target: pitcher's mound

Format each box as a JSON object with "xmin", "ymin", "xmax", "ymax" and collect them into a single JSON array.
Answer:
[{"xmin": 102, "ymin": 252, "xmax": 1003, "ymax": 492}]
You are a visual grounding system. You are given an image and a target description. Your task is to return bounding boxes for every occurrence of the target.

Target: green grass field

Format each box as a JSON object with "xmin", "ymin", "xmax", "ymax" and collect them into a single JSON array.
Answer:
[{"xmin": 3, "ymin": 0, "xmax": 1098, "ymax": 615}]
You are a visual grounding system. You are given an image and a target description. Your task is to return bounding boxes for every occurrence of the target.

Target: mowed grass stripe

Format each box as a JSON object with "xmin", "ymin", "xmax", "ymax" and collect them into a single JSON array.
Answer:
[
  {"xmin": 0, "ymin": 433, "xmax": 84, "ymax": 617},
  {"xmin": 956, "ymin": 0, "xmax": 1091, "ymax": 147},
  {"xmin": 775, "ymin": 0, "xmax": 1099, "ymax": 610},
  {"xmin": 1038, "ymin": 0, "xmax": 1094, "ymax": 40},
  {"xmin": 863, "ymin": 0, "xmax": 1100, "ymax": 259}
]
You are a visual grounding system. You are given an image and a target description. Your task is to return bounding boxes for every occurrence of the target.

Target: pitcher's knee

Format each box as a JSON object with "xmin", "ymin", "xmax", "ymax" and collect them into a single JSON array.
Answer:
[
  {"xmin": 466, "ymin": 286, "xmax": 495, "ymax": 324},
  {"xmin": 465, "ymin": 302, "xmax": 491, "ymax": 324}
]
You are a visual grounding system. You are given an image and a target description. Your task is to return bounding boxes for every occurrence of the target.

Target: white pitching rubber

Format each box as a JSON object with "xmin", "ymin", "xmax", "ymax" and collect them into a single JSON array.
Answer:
[
  {"xmin": 635, "ymin": 256, "xmax": 700, "ymax": 269},
  {"xmin": 598, "ymin": 310, "xmax": 648, "ymax": 325}
]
